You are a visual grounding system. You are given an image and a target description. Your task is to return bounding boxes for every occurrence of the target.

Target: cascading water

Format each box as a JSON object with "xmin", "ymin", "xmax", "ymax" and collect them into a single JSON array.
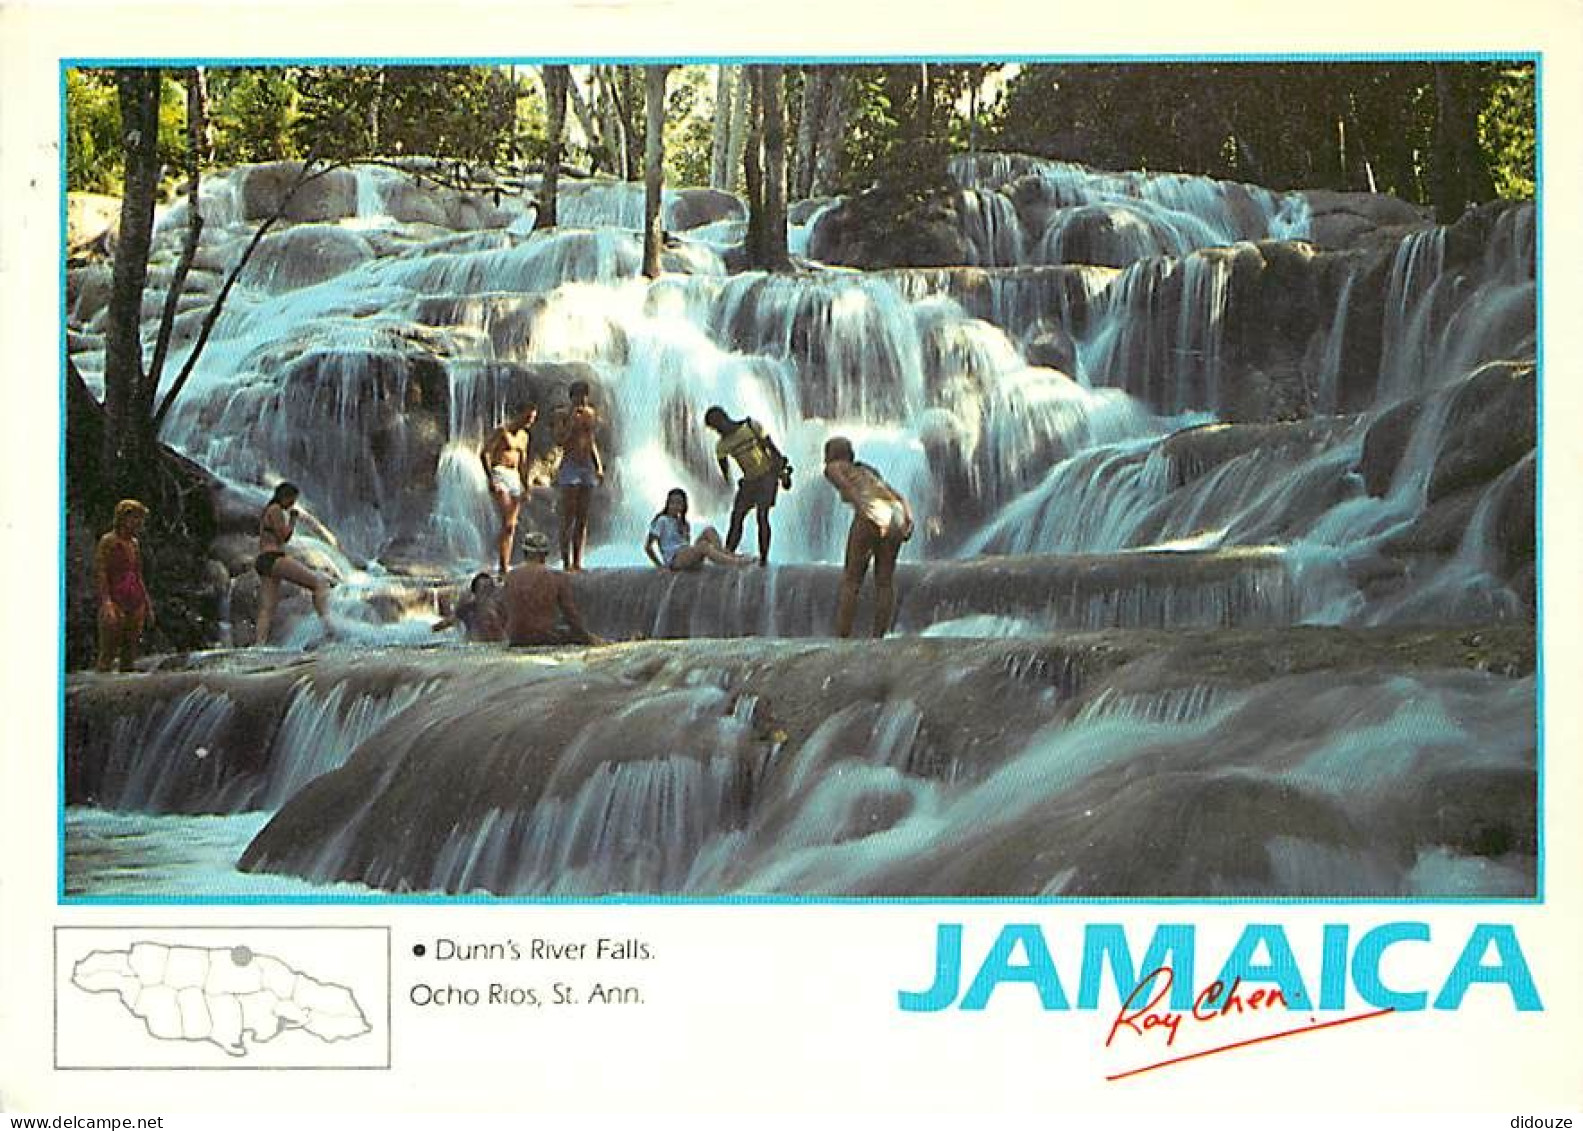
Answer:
[{"xmin": 65, "ymin": 147, "xmax": 1536, "ymax": 899}]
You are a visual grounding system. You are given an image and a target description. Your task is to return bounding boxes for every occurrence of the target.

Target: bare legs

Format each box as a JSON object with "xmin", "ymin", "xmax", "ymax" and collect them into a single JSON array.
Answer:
[
  {"xmin": 560, "ymin": 485, "xmax": 590, "ymax": 572},
  {"xmin": 836, "ymin": 519, "xmax": 903, "ymax": 638},
  {"xmin": 95, "ymin": 604, "xmax": 145, "ymax": 672},
  {"xmin": 726, "ymin": 497, "xmax": 774, "ymax": 566},
  {"xmin": 670, "ymin": 526, "xmax": 753, "ymax": 570},
  {"xmin": 491, "ymin": 486, "xmax": 521, "ymax": 576},
  {"xmin": 254, "ymin": 558, "xmax": 334, "ymax": 645}
]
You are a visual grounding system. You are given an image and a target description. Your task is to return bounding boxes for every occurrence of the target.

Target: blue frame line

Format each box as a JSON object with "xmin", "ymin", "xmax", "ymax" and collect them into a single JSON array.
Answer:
[
  {"xmin": 1534, "ymin": 52, "xmax": 1546, "ymax": 904},
  {"xmin": 62, "ymin": 53, "xmax": 1536, "ymax": 66},
  {"xmin": 56, "ymin": 54, "xmax": 1545, "ymax": 908}
]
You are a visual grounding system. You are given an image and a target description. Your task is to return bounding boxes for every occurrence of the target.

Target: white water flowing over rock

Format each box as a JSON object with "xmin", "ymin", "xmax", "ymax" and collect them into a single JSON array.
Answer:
[
  {"xmin": 64, "ymin": 156, "xmax": 1534, "ymax": 645},
  {"xmin": 63, "ymin": 147, "xmax": 1536, "ymax": 901}
]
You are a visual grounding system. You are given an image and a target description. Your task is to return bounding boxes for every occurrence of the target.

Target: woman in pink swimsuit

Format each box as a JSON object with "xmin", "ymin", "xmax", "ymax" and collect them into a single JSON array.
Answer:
[{"xmin": 94, "ymin": 499, "xmax": 154, "ymax": 672}]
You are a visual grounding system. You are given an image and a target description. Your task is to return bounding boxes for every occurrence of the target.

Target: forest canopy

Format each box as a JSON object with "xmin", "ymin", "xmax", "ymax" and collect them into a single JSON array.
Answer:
[{"xmin": 66, "ymin": 60, "xmax": 1536, "ymax": 214}]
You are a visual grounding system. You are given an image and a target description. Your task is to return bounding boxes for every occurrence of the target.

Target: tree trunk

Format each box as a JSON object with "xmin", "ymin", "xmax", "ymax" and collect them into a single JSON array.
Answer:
[
  {"xmin": 369, "ymin": 66, "xmax": 386, "ymax": 154},
  {"xmin": 743, "ymin": 69, "xmax": 765, "ymax": 266},
  {"xmin": 760, "ymin": 65, "xmax": 791, "ymax": 271},
  {"xmin": 793, "ymin": 66, "xmax": 827, "ymax": 199},
  {"xmin": 146, "ymin": 68, "xmax": 207, "ymax": 402},
  {"xmin": 537, "ymin": 65, "xmax": 569, "ymax": 230},
  {"xmin": 618, "ymin": 66, "xmax": 642, "ymax": 181},
  {"xmin": 102, "ymin": 67, "xmax": 163, "ymax": 494},
  {"xmin": 566, "ymin": 67, "xmax": 604, "ymax": 176},
  {"xmin": 727, "ymin": 66, "xmax": 751, "ymax": 196},
  {"xmin": 643, "ymin": 65, "xmax": 669, "ymax": 278},
  {"xmin": 594, "ymin": 66, "xmax": 627, "ymax": 178},
  {"xmin": 710, "ymin": 65, "xmax": 733, "ymax": 189},
  {"xmin": 1432, "ymin": 63, "xmax": 1494, "ymax": 222},
  {"xmin": 813, "ymin": 67, "xmax": 852, "ymax": 195}
]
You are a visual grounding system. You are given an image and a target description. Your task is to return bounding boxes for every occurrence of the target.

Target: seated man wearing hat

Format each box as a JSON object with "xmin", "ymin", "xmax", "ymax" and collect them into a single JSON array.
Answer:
[{"xmin": 503, "ymin": 530, "xmax": 600, "ymax": 646}]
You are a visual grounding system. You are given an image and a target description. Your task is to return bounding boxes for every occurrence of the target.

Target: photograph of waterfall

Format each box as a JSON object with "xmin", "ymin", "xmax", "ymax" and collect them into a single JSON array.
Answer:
[{"xmin": 61, "ymin": 59, "xmax": 1538, "ymax": 900}]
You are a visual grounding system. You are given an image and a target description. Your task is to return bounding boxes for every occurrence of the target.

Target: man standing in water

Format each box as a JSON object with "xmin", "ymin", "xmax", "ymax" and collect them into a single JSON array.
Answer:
[
  {"xmin": 704, "ymin": 405, "xmax": 790, "ymax": 566},
  {"xmin": 481, "ymin": 403, "xmax": 539, "ymax": 577},
  {"xmin": 822, "ymin": 436, "xmax": 914, "ymax": 638},
  {"xmin": 503, "ymin": 531, "xmax": 600, "ymax": 645},
  {"xmin": 553, "ymin": 380, "xmax": 603, "ymax": 572}
]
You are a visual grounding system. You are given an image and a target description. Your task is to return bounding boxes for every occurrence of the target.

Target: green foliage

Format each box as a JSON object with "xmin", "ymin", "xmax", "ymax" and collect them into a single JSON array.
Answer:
[
  {"xmin": 837, "ymin": 67, "xmax": 901, "ymax": 191},
  {"xmin": 65, "ymin": 68, "xmax": 186, "ymax": 194},
  {"xmin": 65, "ymin": 69, "xmax": 122, "ymax": 193},
  {"xmin": 209, "ymin": 69, "xmax": 301, "ymax": 164},
  {"xmin": 985, "ymin": 61, "xmax": 1535, "ymax": 209},
  {"xmin": 65, "ymin": 60, "xmax": 1534, "ymax": 215},
  {"xmin": 1481, "ymin": 64, "xmax": 1536, "ymax": 199},
  {"xmin": 663, "ymin": 66, "xmax": 713, "ymax": 186},
  {"xmin": 292, "ymin": 65, "xmax": 521, "ymax": 165}
]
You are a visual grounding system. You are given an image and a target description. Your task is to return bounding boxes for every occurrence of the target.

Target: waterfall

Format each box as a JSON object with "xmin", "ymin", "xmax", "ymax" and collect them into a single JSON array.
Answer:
[
  {"xmin": 1377, "ymin": 229, "xmax": 1448, "ymax": 401},
  {"xmin": 259, "ymin": 679, "xmax": 434, "ymax": 808},
  {"xmin": 62, "ymin": 157, "xmax": 1532, "ymax": 645},
  {"xmin": 100, "ymin": 689, "xmax": 238, "ymax": 814}
]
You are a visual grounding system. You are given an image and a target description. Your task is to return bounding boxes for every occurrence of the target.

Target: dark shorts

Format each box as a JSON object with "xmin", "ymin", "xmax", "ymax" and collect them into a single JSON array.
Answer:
[
  {"xmin": 556, "ymin": 457, "xmax": 598, "ymax": 489},
  {"xmin": 255, "ymin": 551, "xmax": 285, "ymax": 578},
  {"xmin": 732, "ymin": 473, "xmax": 779, "ymax": 512}
]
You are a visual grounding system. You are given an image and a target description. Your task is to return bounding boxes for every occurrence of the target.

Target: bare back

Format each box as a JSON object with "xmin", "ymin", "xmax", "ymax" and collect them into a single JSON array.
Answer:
[
  {"xmin": 503, "ymin": 562, "xmax": 581, "ymax": 642},
  {"xmin": 826, "ymin": 460, "xmax": 911, "ymax": 539}
]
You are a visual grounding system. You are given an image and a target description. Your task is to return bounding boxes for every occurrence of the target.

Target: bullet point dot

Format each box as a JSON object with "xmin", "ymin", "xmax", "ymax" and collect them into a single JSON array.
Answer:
[{"xmin": 412, "ymin": 944, "xmax": 426, "ymax": 957}]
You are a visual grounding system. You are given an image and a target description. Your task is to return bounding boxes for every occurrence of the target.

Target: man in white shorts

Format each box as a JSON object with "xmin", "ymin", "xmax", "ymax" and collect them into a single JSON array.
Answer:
[{"xmin": 481, "ymin": 404, "xmax": 538, "ymax": 577}]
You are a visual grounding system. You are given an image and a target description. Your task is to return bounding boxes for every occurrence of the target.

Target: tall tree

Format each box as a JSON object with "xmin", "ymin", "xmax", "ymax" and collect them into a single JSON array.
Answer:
[
  {"xmin": 727, "ymin": 66, "xmax": 751, "ymax": 194},
  {"xmin": 593, "ymin": 66, "xmax": 629, "ymax": 179},
  {"xmin": 743, "ymin": 68, "xmax": 765, "ymax": 264},
  {"xmin": 1433, "ymin": 62, "xmax": 1496, "ymax": 222},
  {"xmin": 760, "ymin": 65, "xmax": 791, "ymax": 270},
  {"xmin": 793, "ymin": 66, "xmax": 828, "ymax": 199},
  {"xmin": 812, "ymin": 67, "xmax": 852, "ymax": 196},
  {"xmin": 710, "ymin": 65, "xmax": 734, "ymax": 189},
  {"xmin": 101, "ymin": 68, "xmax": 164, "ymax": 490},
  {"xmin": 742, "ymin": 66, "xmax": 791, "ymax": 272},
  {"xmin": 643, "ymin": 65, "xmax": 671, "ymax": 278},
  {"xmin": 537, "ymin": 64, "xmax": 569, "ymax": 230},
  {"xmin": 566, "ymin": 67, "xmax": 606, "ymax": 176}
]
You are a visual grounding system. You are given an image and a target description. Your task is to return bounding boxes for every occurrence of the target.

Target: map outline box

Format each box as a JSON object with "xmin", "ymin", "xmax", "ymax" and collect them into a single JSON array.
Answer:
[{"xmin": 54, "ymin": 925, "xmax": 392, "ymax": 1071}]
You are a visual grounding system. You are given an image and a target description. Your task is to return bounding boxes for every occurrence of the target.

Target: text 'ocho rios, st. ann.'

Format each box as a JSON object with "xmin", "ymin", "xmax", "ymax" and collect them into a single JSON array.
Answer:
[{"xmin": 405, "ymin": 935, "xmax": 653, "ymax": 1010}]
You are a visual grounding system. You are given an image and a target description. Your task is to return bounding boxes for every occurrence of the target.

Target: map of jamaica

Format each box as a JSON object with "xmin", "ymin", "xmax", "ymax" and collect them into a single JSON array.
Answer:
[{"xmin": 72, "ymin": 942, "xmax": 371, "ymax": 1058}]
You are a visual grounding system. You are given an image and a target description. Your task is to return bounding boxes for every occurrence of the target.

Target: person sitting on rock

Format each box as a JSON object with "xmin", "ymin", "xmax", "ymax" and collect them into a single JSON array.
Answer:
[
  {"xmin": 504, "ymin": 530, "xmax": 602, "ymax": 646},
  {"xmin": 481, "ymin": 403, "xmax": 539, "ymax": 578},
  {"xmin": 94, "ymin": 498, "xmax": 155, "ymax": 673},
  {"xmin": 431, "ymin": 572, "xmax": 506, "ymax": 642},
  {"xmin": 644, "ymin": 488, "xmax": 755, "ymax": 572},
  {"xmin": 253, "ymin": 481, "xmax": 337, "ymax": 646},
  {"xmin": 822, "ymin": 437, "xmax": 914, "ymax": 638},
  {"xmin": 704, "ymin": 405, "xmax": 790, "ymax": 566}
]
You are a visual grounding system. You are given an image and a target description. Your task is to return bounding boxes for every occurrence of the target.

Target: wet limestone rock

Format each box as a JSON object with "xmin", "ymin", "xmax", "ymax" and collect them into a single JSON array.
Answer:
[{"xmin": 240, "ymin": 162, "xmax": 359, "ymax": 223}]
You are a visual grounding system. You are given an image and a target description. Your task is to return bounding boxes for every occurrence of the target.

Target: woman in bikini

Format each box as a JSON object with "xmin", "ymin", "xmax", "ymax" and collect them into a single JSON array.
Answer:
[
  {"xmin": 94, "ymin": 498, "xmax": 154, "ymax": 672},
  {"xmin": 643, "ymin": 488, "xmax": 754, "ymax": 572},
  {"xmin": 822, "ymin": 436, "xmax": 914, "ymax": 638},
  {"xmin": 254, "ymin": 482, "xmax": 336, "ymax": 645}
]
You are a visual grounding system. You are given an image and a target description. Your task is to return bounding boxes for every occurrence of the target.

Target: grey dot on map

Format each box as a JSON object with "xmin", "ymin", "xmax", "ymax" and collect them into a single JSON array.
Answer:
[{"xmin": 230, "ymin": 946, "xmax": 254, "ymax": 966}]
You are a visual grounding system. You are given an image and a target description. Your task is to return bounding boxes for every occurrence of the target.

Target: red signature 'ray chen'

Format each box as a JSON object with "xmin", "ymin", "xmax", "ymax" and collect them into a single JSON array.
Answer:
[{"xmin": 1105, "ymin": 965, "xmax": 1394, "ymax": 1081}]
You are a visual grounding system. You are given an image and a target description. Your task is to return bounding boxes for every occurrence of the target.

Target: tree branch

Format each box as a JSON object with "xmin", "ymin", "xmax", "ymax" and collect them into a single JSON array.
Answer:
[
  {"xmin": 146, "ymin": 67, "xmax": 207, "ymax": 400},
  {"xmin": 151, "ymin": 153, "xmax": 344, "ymax": 433}
]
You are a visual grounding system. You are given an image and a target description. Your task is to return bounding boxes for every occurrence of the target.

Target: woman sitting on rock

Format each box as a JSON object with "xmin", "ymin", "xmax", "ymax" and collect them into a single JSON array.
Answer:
[
  {"xmin": 253, "ymin": 481, "xmax": 337, "ymax": 645},
  {"xmin": 644, "ymin": 488, "xmax": 754, "ymax": 572}
]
